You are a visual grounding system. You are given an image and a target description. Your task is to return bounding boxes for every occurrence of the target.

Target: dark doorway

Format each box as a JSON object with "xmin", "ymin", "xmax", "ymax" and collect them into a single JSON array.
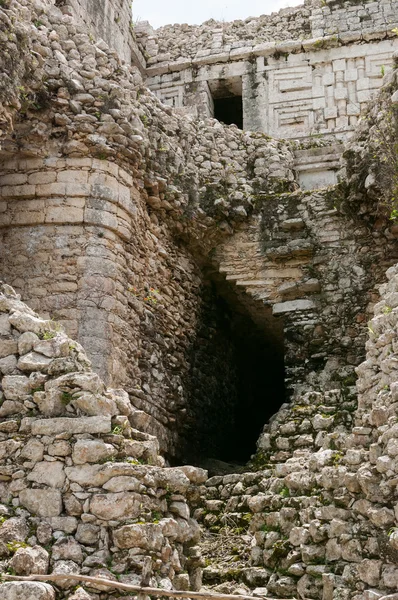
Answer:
[
  {"xmin": 178, "ymin": 275, "xmax": 285, "ymax": 468},
  {"xmin": 209, "ymin": 76, "xmax": 244, "ymax": 130},
  {"xmin": 213, "ymin": 96, "xmax": 243, "ymax": 129}
]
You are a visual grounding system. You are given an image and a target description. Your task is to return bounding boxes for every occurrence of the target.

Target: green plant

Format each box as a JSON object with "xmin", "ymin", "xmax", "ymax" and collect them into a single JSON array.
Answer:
[
  {"xmin": 41, "ymin": 330, "xmax": 56, "ymax": 340},
  {"xmin": 31, "ymin": 385, "xmax": 44, "ymax": 394},
  {"xmin": 143, "ymin": 288, "xmax": 159, "ymax": 306},
  {"xmin": 279, "ymin": 487, "xmax": 290, "ymax": 498},
  {"xmin": 332, "ymin": 451, "xmax": 344, "ymax": 466},
  {"xmin": 61, "ymin": 391, "xmax": 73, "ymax": 405},
  {"xmin": 112, "ymin": 426, "xmax": 123, "ymax": 435},
  {"xmin": 98, "ymin": 455, "xmax": 116, "ymax": 464},
  {"xmin": 383, "ymin": 306, "xmax": 392, "ymax": 314},
  {"xmin": 6, "ymin": 541, "xmax": 28, "ymax": 553},
  {"xmin": 152, "ymin": 511, "xmax": 162, "ymax": 523},
  {"xmin": 126, "ymin": 457, "xmax": 145, "ymax": 465}
]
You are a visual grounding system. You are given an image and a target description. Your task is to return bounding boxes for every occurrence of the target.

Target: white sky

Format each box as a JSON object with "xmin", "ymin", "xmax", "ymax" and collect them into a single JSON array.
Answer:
[{"xmin": 133, "ymin": 0, "xmax": 303, "ymax": 29}]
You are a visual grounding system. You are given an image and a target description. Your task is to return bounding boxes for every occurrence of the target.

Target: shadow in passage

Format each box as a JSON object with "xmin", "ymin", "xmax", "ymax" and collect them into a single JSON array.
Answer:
[{"xmin": 176, "ymin": 275, "xmax": 285, "ymax": 471}]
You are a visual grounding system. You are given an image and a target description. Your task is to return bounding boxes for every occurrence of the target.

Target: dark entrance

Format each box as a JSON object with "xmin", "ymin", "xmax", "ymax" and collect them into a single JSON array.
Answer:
[
  {"xmin": 178, "ymin": 274, "xmax": 285, "ymax": 469},
  {"xmin": 209, "ymin": 76, "xmax": 244, "ymax": 129},
  {"xmin": 213, "ymin": 96, "xmax": 243, "ymax": 129}
]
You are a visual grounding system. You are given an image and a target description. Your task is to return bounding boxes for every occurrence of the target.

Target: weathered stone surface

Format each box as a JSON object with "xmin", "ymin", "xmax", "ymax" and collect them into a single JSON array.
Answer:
[
  {"xmin": 89, "ymin": 492, "xmax": 142, "ymax": 520},
  {"xmin": 27, "ymin": 461, "xmax": 65, "ymax": 488},
  {"xmin": 19, "ymin": 489, "xmax": 63, "ymax": 517},
  {"xmin": 71, "ymin": 391, "xmax": 117, "ymax": 416},
  {"xmin": 9, "ymin": 545, "xmax": 50, "ymax": 575},
  {"xmin": 17, "ymin": 352, "xmax": 52, "ymax": 371},
  {"xmin": 1, "ymin": 0, "xmax": 398, "ymax": 595},
  {"xmin": 72, "ymin": 439, "xmax": 117, "ymax": 464},
  {"xmin": 0, "ymin": 517, "xmax": 28, "ymax": 543},
  {"xmin": 113, "ymin": 522, "xmax": 163, "ymax": 549},
  {"xmin": 2, "ymin": 375, "xmax": 31, "ymax": 400},
  {"xmin": 0, "ymin": 582, "xmax": 55, "ymax": 600},
  {"xmin": 52, "ymin": 537, "xmax": 84, "ymax": 563},
  {"xmin": 20, "ymin": 439, "xmax": 44, "ymax": 462},
  {"xmin": 31, "ymin": 416, "xmax": 111, "ymax": 435}
]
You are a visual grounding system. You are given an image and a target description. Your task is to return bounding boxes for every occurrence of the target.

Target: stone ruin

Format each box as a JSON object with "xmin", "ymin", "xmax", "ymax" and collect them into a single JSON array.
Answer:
[{"xmin": 1, "ymin": 0, "xmax": 398, "ymax": 599}]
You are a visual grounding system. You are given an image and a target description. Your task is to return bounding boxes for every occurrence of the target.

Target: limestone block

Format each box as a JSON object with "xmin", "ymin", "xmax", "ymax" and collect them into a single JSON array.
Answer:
[
  {"xmin": 72, "ymin": 439, "xmax": 117, "ymax": 464},
  {"xmin": 347, "ymin": 103, "xmax": 361, "ymax": 116},
  {"xmin": 2, "ymin": 375, "xmax": 31, "ymax": 400},
  {"xmin": 156, "ymin": 467, "xmax": 191, "ymax": 492},
  {"xmin": 333, "ymin": 58, "xmax": 346, "ymax": 71},
  {"xmin": 50, "ymin": 560, "xmax": 80, "ymax": 589},
  {"xmin": 49, "ymin": 517, "xmax": 78, "ymax": 534},
  {"xmin": 169, "ymin": 501, "xmax": 190, "ymax": 520},
  {"xmin": 20, "ymin": 439, "xmax": 44, "ymax": 462},
  {"xmin": 18, "ymin": 352, "xmax": 52, "ymax": 372},
  {"xmin": 0, "ymin": 440, "xmax": 21, "ymax": 460},
  {"xmin": 52, "ymin": 537, "xmax": 84, "ymax": 563},
  {"xmin": 357, "ymin": 89, "xmax": 373, "ymax": 102},
  {"xmin": 28, "ymin": 172, "xmax": 56, "ymax": 185},
  {"xmin": 334, "ymin": 88, "xmax": 348, "ymax": 100},
  {"xmin": 19, "ymin": 488, "xmax": 63, "ymax": 517},
  {"xmin": 31, "ymin": 416, "xmax": 111, "ymax": 436},
  {"xmin": 9, "ymin": 545, "xmax": 50, "ymax": 575},
  {"xmin": 0, "ymin": 582, "xmax": 55, "ymax": 600},
  {"xmin": 0, "ymin": 517, "xmax": 29, "ymax": 543},
  {"xmin": 34, "ymin": 334, "xmax": 70, "ymax": 358},
  {"xmin": 102, "ymin": 475, "xmax": 143, "ymax": 493},
  {"xmin": 9, "ymin": 311, "xmax": 55, "ymax": 335},
  {"xmin": 47, "ymin": 372, "xmax": 105, "ymax": 394},
  {"xmin": 289, "ymin": 526, "xmax": 311, "ymax": 546},
  {"xmin": 324, "ymin": 107, "xmax": 338, "ymax": 119},
  {"xmin": 113, "ymin": 522, "xmax": 164, "ymax": 549},
  {"xmin": 89, "ymin": 492, "xmax": 142, "ymax": 520},
  {"xmin": 18, "ymin": 331, "xmax": 40, "ymax": 355},
  {"xmin": 381, "ymin": 565, "xmax": 398, "ymax": 589},
  {"xmin": 71, "ymin": 391, "xmax": 118, "ymax": 416},
  {"xmin": 0, "ymin": 340, "xmax": 17, "ymax": 358},
  {"xmin": 273, "ymin": 299, "xmax": 315, "ymax": 315},
  {"xmin": 1, "ymin": 184, "xmax": 36, "ymax": 198},
  {"xmin": 75, "ymin": 523, "xmax": 100, "ymax": 545},
  {"xmin": 45, "ymin": 205, "xmax": 84, "ymax": 224},
  {"xmin": 27, "ymin": 461, "xmax": 66, "ymax": 489},
  {"xmin": 0, "ymin": 314, "xmax": 11, "ymax": 335}
]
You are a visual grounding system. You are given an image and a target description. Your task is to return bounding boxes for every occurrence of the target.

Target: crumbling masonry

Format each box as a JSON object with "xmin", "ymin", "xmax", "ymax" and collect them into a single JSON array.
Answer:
[{"xmin": 1, "ymin": 0, "xmax": 398, "ymax": 599}]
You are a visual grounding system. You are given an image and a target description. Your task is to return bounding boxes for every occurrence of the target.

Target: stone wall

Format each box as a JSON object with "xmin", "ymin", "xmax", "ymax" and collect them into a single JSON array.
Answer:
[
  {"xmin": 136, "ymin": 0, "xmax": 398, "ymax": 65},
  {"xmin": 139, "ymin": 0, "xmax": 398, "ymax": 144},
  {"xmin": 0, "ymin": 282, "xmax": 206, "ymax": 600},
  {"xmin": 1, "ymin": 0, "xmax": 397, "ymax": 465},
  {"xmin": 189, "ymin": 265, "xmax": 398, "ymax": 600},
  {"xmin": 0, "ymin": 154, "xmax": 205, "ymax": 458},
  {"xmin": 56, "ymin": 0, "xmax": 146, "ymax": 70}
]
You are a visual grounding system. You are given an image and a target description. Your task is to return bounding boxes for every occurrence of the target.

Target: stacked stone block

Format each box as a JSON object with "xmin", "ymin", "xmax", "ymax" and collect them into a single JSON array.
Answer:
[{"xmin": 0, "ymin": 282, "xmax": 206, "ymax": 599}]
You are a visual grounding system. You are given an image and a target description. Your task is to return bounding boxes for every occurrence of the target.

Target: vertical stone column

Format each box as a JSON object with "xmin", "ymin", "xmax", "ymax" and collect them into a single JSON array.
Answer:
[
  {"xmin": 0, "ymin": 155, "xmax": 139, "ymax": 387},
  {"xmin": 243, "ymin": 58, "xmax": 269, "ymax": 133}
]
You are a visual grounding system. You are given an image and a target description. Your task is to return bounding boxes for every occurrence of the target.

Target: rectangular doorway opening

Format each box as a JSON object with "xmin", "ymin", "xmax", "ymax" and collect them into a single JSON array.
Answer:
[
  {"xmin": 214, "ymin": 96, "xmax": 243, "ymax": 129},
  {"xmin": 209, "ymin": 77, "xmax": 243, "ymax": 129}
]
